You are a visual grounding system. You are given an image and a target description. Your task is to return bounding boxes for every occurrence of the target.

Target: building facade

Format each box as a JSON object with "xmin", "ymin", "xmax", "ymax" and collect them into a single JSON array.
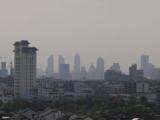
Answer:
[
  {"xmin": 14, "ymin": 40, "xmax": 38, "ymax": 99},
  {"xmin": 0, "ymin": 62, "xmax": 8, "ymax": 78},
  {"xmin": 59, "ymin": 64, "xmax": 70, "ymax": 80},
  {"xmin": 46, "ymin": 55, "xmax": 54, "ymax": 77},
  {"xmin": 96, "ymin": 57, "xmax": 104, "ymax": 80}
]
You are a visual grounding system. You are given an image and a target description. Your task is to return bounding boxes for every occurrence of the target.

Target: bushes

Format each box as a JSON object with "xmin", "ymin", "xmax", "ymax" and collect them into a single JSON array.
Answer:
[{"xmin": 0, "ymin": 98, "xmax": 159, "ymax": 119}]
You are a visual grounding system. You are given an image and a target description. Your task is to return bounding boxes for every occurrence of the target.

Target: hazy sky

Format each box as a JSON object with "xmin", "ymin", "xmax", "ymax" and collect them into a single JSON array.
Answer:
[{"xmin": 0, "ymin": 0, "xmax": 160, "ymax": 72}]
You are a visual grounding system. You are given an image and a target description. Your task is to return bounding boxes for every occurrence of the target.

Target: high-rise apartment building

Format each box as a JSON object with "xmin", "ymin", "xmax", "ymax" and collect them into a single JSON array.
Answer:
[{"xmin": 14, "ymin": 40, "xmax": 38, "ymax": 99}]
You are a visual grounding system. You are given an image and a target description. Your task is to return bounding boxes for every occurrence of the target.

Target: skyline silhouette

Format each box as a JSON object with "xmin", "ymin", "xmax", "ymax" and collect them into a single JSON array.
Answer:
[{"xmin": 0, "ymin": 0, "xmax": 160, "ymax": 72}]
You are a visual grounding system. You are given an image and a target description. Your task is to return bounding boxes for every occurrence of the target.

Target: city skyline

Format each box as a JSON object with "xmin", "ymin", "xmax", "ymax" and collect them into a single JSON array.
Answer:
[
  {"xmin": 0, "ymin": 0, "xmax": 160, "ymax": 72},
  {"xmin": 1, "ymin": 49, "xmax": 159, "ymax": 74},
  {"xmin": 0, "ymin": 1, "xmax": 160, "ymax": 118}
]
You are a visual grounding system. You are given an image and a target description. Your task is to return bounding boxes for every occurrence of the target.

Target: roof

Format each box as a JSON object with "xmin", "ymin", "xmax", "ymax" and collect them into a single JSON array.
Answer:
[
  {"xmin": 22, "ymin": 47, "xmax": 38, "ymax": 54},
  {"xmin": 20, "ymin": 40, "xmax": 30, "ymax": 44},
  {"xmin": 14, "ymin": 40, "xmax": 30, "ymax": 46},
  {"xmin": 39, "ymin": 107, "xmax": 57, "ymax": 117},
  {"xmin": 14, "ymin": 41, "xmax": 20, "ymax": 46}
]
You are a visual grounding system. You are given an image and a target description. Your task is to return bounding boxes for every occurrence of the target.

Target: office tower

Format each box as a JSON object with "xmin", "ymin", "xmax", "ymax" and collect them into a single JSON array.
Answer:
[
  {"xmin": 96, "ymin": 57, "xmax": 104, "ymax": 80},
  {"xmin": 141, "ymin": 54, "xmax": 149, "ymax": 78},
  {"xmin": 59, "ymin": 64, "xmax": 70, "ymax": 80},
  {"xmin": 87, "ymin": 64, "xmax": 96, "ymax": 80},
  {"xmin": 0, "ymin": 62, "xmax": 8, "ymax": 78},
  {"xmin": 14, "ymin": 40, "xmax": 38, "ymax": 99},
  {"xmin": 141, "ymin": 54, "xmax": 149, "ymax": 70},
  {"xmin": 58, "ymin": 55, "xmax": 65, "ymax": 73},
  {"xmin": 46, "ymin": 55, "xmax": 54, "ymax": 77},
  {"xmin": 72, "ymin": 53, "xmax": 81, "ymax": 80},
  {"xmin": 110, "ymin": 63, "xmax": 121, "ymax": 73},
  {"xmin": 140, "ymin": 54, "xmax": 154, "ymax": 78},
  {"xmin": 129, "ymin": 64, "xmax": 144, "ymax": 78},
  {"xmin": 74, "ymin": 53, "xmax": 81, "ymax": 73},
  {"xmin": 81, "ymin": 66, "xmax": 87, "ymax": 80}
]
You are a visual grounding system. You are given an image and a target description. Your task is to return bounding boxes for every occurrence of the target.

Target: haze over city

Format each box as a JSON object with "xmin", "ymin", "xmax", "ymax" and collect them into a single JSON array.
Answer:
[
  {"xmin": 0, "ymin": 1, "xmax": 160, "ymax": 119},
  {"xmin": 0, "ymin": 0, "xmax": 160, "ymax": 72}
]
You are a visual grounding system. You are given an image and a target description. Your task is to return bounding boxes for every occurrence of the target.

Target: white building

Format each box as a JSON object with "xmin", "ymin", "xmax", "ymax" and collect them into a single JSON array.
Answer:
[{"xmin": 14, "ymin": 40, "xmax": 38, "ymax": 99}]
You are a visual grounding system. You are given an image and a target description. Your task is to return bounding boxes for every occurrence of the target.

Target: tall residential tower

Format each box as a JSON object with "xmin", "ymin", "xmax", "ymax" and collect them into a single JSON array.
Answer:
[{"xmin": 14, "ymin": 40, "xmax": 38, "ymax": 99}]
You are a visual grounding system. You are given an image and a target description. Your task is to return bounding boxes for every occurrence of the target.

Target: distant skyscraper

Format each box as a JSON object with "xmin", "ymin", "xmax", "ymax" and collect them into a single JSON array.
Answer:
[
  {"xmin": 72, "ymin": 53, "xmax": 81, "ymax": 80},
  {"xmin": 129, "ymin": 64, "xmax": 137, "ymax": 78},
  {"xmin": 74, "ymin": 53, "xmax": 81, "ymax": 73},
  {"xmin": 110, "ymin": 63, "xmax": 121, "ymax": 73},
  {"xmin": 141, "ymin": 54, "xmax": 149, "ymax": 70},
  {"xmin": 46, "ymin": 55, "xmax": 54, "ymax": 77},
  {"xmin": 147, "ymin": 63, "xmax": 155, "ymax": 79},
  {"xmin": 0, "ymin": 62, "xmax": 8, "ymax": 78},
  {"xmin": 81, "ymin": 66, "xmax": 87, "ymax": 80},
  {"xmin": 58, "ymin": 55, "xmax": 65, "ymax": 73},
  {"xmin": 87, "ymin": 64, "xmax": 96, "ymax": 80},
  {"xmin": 96, "ymin": 57, "xmax": 104, "ymax": 80},
  {"xmin": 129, "ymin": 64, "xmax": 144, "ymax": 78},
  {"xmin": 59, "ymin": 64, "xmax": 70, "ymax": 80},
  {"xmin": 140, "ymin": 54, "xmax": 151, "ymax": 78},
  {"xmin": 14, "ymin": 40, "xmax": 38, "ymax": 98}
]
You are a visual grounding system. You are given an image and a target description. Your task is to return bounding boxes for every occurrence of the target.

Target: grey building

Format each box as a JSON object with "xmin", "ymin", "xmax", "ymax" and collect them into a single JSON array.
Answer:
[
  {"xmin": 14, "ymin": 40, "xmax": 38, "ymax": 99},
  {"xmin": 96, "ymin": 57, "xmax": 104, "ymax": 80},
  {"xmin": 81, "ymin": 66, "xmax": 87, "ymax": 80},
  {"xmin": 0, "ymin": 62, "xmax": 8, "ymax": 78},
  {"xmin": 141, "ymin": 54, "xmax": 151, "ymax": 78},
  {"xmin": 110, "ymin": 63, "xmax": 121, "ymax": 73},
  {"xmin": 46, "ymin": 55, "xmax": 54, "ymax": 77},
  {"xmin": 72, "ymin": 53, "xmax": 81, "ymax": 80},
  {"xmin": 74, "ymin": 53, "xmax": 81, "ymax": 73},
  {"xmin": 87, "ymin": 64, "xmax": 96, "ymax": 80},
  {"xmin": 58, "ymin": 55, "xmax": 65, "ymax": 74},
  {"xmin": 129, "ymin": 64, "xmax": 144, "ymax": 78},
  {"xmin": 59, "ymin": 64, "xmax": 70, "ymax": 80}
]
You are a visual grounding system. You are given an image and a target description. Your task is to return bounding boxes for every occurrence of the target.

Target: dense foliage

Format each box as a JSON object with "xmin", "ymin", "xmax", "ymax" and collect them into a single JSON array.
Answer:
[{"xmin": 0, "ymin": 97, "xmax": 160, "ymax": 119}]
